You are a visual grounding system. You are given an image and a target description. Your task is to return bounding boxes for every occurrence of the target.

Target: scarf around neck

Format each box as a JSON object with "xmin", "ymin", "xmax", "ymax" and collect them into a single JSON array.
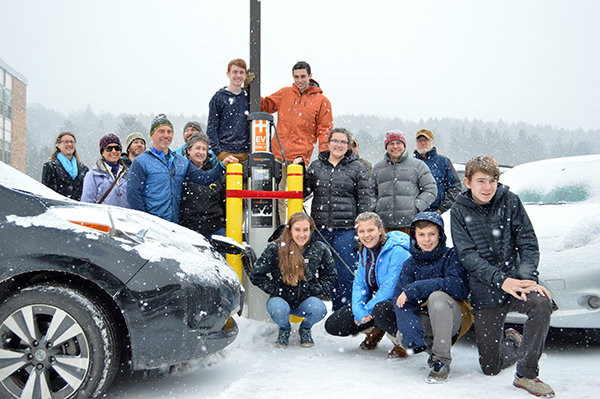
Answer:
[{"xmin": 57, "ymin": 152, "xmax": 78, "ymax": 180}]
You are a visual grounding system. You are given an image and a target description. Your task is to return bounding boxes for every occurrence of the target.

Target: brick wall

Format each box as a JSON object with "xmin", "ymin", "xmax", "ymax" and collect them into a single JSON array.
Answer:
[{"xmin": 10, "ymin": 77, "xmax": 26, "ymax": 173}]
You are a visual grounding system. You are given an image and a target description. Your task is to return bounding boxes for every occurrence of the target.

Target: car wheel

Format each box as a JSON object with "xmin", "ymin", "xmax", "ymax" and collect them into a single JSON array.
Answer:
[{"xmin": 0, "ymin": 284, "xmax": 120, "ymax": 399}]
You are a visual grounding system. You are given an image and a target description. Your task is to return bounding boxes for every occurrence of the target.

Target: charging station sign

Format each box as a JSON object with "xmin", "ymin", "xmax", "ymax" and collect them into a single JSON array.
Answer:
[{"xmin": 252, "ymin": 119, "xmax": 269, "ymax": 153}]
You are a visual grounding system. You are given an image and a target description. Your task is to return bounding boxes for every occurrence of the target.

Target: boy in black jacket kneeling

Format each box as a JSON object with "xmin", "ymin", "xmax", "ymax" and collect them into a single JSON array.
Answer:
[{"xmin": 451, "ymin": 154, "xmax": 554, "ymax": 398}]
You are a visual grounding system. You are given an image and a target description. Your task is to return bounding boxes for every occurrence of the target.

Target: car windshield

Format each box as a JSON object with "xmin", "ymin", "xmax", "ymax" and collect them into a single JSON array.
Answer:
[
  {"xmin": 500, "ymin": 154, "xmax": 600, "ymax": 205},
  {"xmin": 515, "ymin": 183, "xmax": 590, "ymax": 204}
]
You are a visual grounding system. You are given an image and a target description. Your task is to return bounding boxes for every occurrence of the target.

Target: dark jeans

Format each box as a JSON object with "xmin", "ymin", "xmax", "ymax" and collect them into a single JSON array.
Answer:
[
  {"xmin": 473, "ymin": 292, "xmax": 552, "ymax": 379},
  {"xmin": 324, "ymin": 301, "xmax": 397, "ymax": 337},
  {"xmin": 318, "ymin": 228, "xmax": 357, "ymax": 311}
]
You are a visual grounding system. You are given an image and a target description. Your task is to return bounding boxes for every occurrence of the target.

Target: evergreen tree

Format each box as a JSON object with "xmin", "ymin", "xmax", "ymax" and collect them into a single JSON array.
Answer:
[{"xmin": 115, "ymin": 115, "xmax": 146, "ymax": 138}]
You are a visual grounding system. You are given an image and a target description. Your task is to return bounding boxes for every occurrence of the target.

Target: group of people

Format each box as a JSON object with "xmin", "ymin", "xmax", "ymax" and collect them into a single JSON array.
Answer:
[
  {"xmin": 40, "ymin": 58, "xmax": 554, "ymax": 397},
  {"xmin": 41, "ymin": 114, "xmax": 238, "ymax": 242},
  {"xmin": 251, "ymin": 154, "xmax": 553, "ymax": 397}
]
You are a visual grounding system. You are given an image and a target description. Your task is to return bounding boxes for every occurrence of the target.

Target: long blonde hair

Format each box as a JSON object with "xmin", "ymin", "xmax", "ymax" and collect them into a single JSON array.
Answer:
[{"xmin": 278, "ymin": 212, "xmax": 315, "ymax": 286}]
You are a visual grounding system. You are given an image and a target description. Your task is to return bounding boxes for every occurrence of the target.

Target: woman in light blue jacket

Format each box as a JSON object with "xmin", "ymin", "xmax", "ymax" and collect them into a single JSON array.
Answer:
[
  {"xmin": 325, "ymin": 212, "xmax": 411, "ymax": 359},
  {"xmin": 81, "ymin": 134, "xmax": 129, "ymax": 208}
]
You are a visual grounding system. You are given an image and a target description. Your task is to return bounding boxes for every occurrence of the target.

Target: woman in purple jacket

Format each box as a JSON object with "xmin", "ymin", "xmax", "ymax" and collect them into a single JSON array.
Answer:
[{"xmin": 81, "ymin": 134, "xmax": 129, "ymax": 208}]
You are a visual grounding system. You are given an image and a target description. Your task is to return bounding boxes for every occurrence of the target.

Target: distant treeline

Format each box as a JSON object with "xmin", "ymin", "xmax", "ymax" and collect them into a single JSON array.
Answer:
[{"xmin": 25, "ymin": 104, "xmax": 599, "ymax": 181}]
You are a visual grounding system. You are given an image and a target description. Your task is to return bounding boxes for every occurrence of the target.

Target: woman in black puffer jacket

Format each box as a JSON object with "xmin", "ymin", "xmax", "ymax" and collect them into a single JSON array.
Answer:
[
  {"xmin": 42, "ymin": 132, "xmax": 89, "ymax": 200},
  {"xmin": 304, "ymin": 127, "xmax": 374, "ymax": 311},
  {"xmin": 250, "ymin": 212, "xmax": 337, "ymax": 349}
]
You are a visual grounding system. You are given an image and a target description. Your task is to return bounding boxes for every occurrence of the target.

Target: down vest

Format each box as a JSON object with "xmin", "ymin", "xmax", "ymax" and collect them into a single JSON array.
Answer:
[
  {"xmin": 261, "ymin": 79, "xmax": 333, "ymax": 163},
  {"xmin": 370, "ymin": 151, "xmax": 437, "ymax": 229},
  {"xmin": 250, "ymin": 237, "xmax": 337, "ymax": 309},
  {"xmin": 450, "ymin": 184, "xmax": 539, "ymax": 310},
  {"xmin": 304, "ymin": 150, "xmax": 374, "ymax": 230},
  {"xmin": 127, "ymin": 149, "xmax": 225, "ymax": 223}
]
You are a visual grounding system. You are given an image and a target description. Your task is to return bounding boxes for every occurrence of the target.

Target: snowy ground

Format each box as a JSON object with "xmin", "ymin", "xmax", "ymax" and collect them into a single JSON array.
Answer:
[{"xmin": 105, "ymin": 311, "xmax": 599, "ymax": 399}]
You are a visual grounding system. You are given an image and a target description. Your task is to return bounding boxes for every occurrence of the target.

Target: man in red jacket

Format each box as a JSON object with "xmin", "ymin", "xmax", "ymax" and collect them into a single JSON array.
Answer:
[{"xmin": 261, "ymin": 61, "xmax": 333, "ymax": 222}]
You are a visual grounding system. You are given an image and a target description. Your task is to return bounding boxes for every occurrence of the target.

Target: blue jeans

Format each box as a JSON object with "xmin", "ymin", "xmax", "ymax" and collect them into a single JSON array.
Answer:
[
  {"xmin": 318, "ymin": 228, "xmax": 357, "ymax": 311},
  {"xmin": 266, "ymin": 296, "xmax": 327, "ymax": 330}
]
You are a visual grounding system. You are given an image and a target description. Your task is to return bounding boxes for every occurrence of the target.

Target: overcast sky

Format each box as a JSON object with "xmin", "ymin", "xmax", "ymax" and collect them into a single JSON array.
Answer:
[{"xmin": 1, "ymin": 0, "xmax": 599, "ymax": 131}]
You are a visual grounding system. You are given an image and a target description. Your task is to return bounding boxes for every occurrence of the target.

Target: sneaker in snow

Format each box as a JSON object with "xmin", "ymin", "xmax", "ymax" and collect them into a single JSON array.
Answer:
[
  {"xmin": 513, "ymin": 374, "xmax": 555, "ymax": 398},
  {"xmin": 275, "ymin": 328, "xmax": 291, "ymax": 348},
  {"xmin": 299, "ymin": 327, "xmax": 314, "ymax": 348},
  {"xmin": 426, "ymin": 361, "xmax": 450, "ymax": 384},
  {"xmin": 505, "ymin": 328, "xmax": 523, "ymax": 347}
]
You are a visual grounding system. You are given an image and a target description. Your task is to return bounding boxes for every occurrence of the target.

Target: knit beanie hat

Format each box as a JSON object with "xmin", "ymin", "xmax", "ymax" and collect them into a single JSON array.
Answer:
[
  {"xmin": 150, "ymin": 113, "xmax": 173, "ymax": 136},
  {"xmin": 384, "ymin": 130, "xmax": 406, "ymax": 149},
  {"xmin": 183, "ymin": 121, "xmax": 204, "ymax": 135},
  {"xmin": 125, "ymin": 132, "xmax": 146, "ymax": 152},
  {"xmin": 99, "ymin": 134, "xmax": 121, "ymax": 154}
]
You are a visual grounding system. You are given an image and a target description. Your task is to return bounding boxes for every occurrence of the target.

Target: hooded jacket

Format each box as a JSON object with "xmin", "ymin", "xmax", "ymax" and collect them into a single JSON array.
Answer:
[
  {"xmin": 352, "ymin": 231, "xmax": 411, "ymax": 322},
  {"xmin": 41, "ymin": 158, "xmax": 89, "ymax": 201},
  {"xmin": 127, "ymin": 149, "xmax": 225, "ymax": 223},
  {"xmin": 414, "ymin": 147, "xmax": 462, "ymax": 213},
  {"xmin": 393, "ymin": 212, "xmax": 470, "ymax": 347},
  {"xmin": 304, "ymin": 150, "xmax": 374, "ymax": 230},
  {"xmin": 450, "ymin": 183, "xmax": 539, "ymax": 310},
  {"xmin": 250, "ymin": 236, "xmax": 337, "ymax": 309},
  {"xmin": 81, "ymin": 159, "xmax": 129, "ymax": 208},
  {"xmin": 370, "ymin": 150, "xmax": 438, "ymax": 228},
  {"xmin": 261, "ymin": 79, "xmax": 333, "ymax": 164},
  {"xmin": 207, "ymin": 87, "xmax": 250, "ymax": 156},
  {"xmin": 394, "ymin": 212, "xmax": 469, "ymax": 304}
]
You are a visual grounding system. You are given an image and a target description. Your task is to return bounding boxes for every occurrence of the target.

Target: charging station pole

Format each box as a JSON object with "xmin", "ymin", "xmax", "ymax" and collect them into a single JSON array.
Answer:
[{"xmin": 244, "ymin": 0, "xmax": 273, "ymax": 321}]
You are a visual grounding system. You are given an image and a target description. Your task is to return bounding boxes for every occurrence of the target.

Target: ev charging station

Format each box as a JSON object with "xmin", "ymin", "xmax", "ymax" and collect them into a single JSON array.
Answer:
[
  {"xmin": 224, "ymin": 0, "xmax": 304, "ymax": 321},
  {"xmin": 245, "ymin": 112, "xmax": 281, "ymax": 320},
  {"xmin": 224, "ymin": 112, "xmax": 304, "ymax": 321}
]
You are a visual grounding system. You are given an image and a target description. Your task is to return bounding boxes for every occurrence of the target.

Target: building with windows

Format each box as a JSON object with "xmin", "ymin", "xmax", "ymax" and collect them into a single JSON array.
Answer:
[{"xmin": 0, "ymin": 57, "xmax": 27, "ymax": 172}]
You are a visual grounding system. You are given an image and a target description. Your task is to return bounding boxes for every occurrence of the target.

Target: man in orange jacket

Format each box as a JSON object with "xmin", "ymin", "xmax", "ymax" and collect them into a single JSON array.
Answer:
[{"xmin": 261, "ymin": 61, "xmax": 333, "ymax": 222}]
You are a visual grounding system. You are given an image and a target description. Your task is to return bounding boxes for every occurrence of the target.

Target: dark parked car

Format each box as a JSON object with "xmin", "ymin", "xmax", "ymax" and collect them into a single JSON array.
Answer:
[{"xmin": 0, "ymin": 162, "xmax": 244, "ymax": 398}]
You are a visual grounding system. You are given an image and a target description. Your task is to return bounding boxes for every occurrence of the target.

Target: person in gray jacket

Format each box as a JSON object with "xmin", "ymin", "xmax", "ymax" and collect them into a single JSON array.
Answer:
[{"xmin": 370, "ymin": 130, "xmax": 437, "ymax": 234}]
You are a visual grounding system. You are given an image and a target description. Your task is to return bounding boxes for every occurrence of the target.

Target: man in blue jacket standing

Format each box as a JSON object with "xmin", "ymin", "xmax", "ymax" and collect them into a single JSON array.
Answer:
[
  {"xmin": 413, "ymin": 129, "xmax": 462, "ymax": 213},
  {"xmin": 127, "ymin": 113, "xmax": 238, "ymax": 223}
]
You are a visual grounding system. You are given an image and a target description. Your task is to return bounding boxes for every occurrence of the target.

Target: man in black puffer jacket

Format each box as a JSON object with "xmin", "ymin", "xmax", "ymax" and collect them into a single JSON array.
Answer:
[{"xmin": 451, "ymin": 154, "xmax": 554, "ymax": 398}]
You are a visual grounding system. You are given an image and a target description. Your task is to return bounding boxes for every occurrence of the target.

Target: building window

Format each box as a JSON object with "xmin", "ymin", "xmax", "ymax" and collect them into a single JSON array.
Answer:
[
  {"xmin": 0, "ymin": 82, "xmax": 4, "ymax": 117},
  {"xmin": 3, "ymin": 140, "xmax": 10, "ymax": 165},
  {"xmin": 4, "ymin": 89, "xmax": 11, "ymax": 120}
]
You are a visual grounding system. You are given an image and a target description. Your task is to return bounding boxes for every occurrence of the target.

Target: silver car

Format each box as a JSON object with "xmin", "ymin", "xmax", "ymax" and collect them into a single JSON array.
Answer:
[{"xmin": 501, "ymin": 154, "xmax": 600, "ymax": 328}]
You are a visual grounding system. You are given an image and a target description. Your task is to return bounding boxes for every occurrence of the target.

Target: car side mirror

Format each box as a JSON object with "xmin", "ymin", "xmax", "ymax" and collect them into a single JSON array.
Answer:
[{"xmin": 210, "ymin": 235, "xmax": 245, "ymax": 255}]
